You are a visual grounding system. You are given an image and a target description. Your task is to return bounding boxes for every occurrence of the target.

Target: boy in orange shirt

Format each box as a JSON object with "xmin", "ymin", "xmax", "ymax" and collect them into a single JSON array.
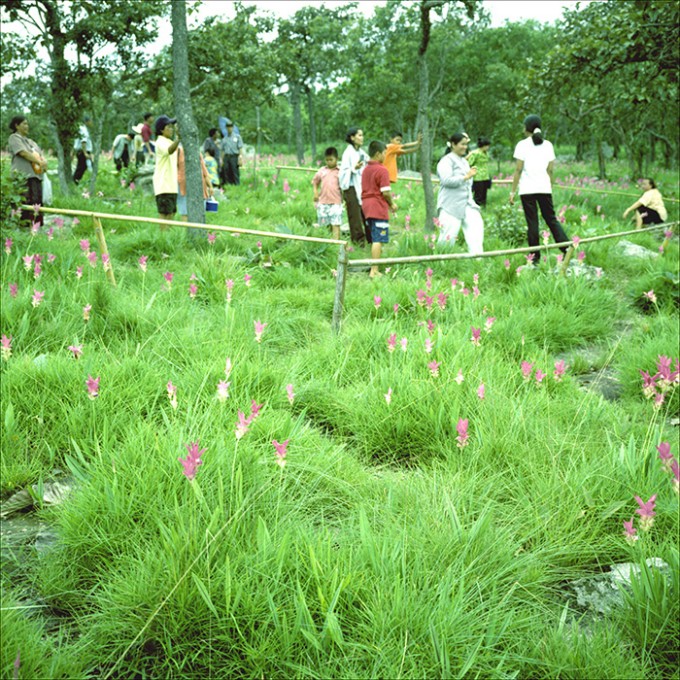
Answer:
[{"xmin": 384, "ymin": 130, "xmax": 422, "ymax": 183}]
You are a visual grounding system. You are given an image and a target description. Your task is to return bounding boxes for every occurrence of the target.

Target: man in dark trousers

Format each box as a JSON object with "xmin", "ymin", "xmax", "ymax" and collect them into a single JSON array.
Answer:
[{"xmin": 219, "ymin": 119, "xmax": 243, "ymax": 186}]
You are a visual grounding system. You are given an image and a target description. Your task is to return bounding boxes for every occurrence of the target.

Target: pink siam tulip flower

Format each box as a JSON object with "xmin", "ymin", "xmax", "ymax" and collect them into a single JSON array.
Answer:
[
  {"xmin": 556, "ymin": 254, "xmax": 564, "ymax": 265},
  {"xmin": 595, "ymin": 267, "xmax": 603, "ymax": 278},
  {"xmin": 23, "ymin": 255, "xmax": 33, "ymax": 270},
  {"xmin": 286, "ymin": 383, "xmax": 295, "ymax": 405},
  {"xmin": 503, "ymin": 259, "xmax": 511, "ymax": 270},
  {"xmin": 470, "ymin": 327, "xmax": 481, "ymax": 346},
  {"xmin": 87, "ymin": 251, "xmax": 98, "ymax": 268},
  {"xmin": 387, "ymin": 333, "xmax": 397, "ymax": 352},
  {"xmin": 4, "ymin": 238, "xmax": 12, "ymax": 255},
  {"xmin": 283, "ymin": 179, "xmax": 291, "ymax": 194},
  {"xmin": 31, "ymin": 290, "xmax": 44, "ymax": 308},
  {"xmin": 32, "ymin": 203, "xmax": 41, "ymax": 215},
  {"xmin": 427, "ymin": 319, "xmax": 436, "ymax": 334},
  {"xmin": 46, "ymin": 227, "xmax": 54, "ymax": 240},
  {"xmin": 450, "ymin": 278, "xmax": 458, "ymax": 290},
  {"xmin": 521, "ymin": 361, "xmax": 534, "ymax": 381},
  {"xmin": 416, "ymin": 289, "xmax": 426, "ymax": 305},
  {"xmin": 373, "ymin": 295, "xmax": 382, "ymax": 309},
  {"xmin": 256, "ymin": 241, "xmax": 262, "ymax": 250},
  {"xmin": 207, "ymin": 232, "xmax": 216, "ymax": 244},
  {"xmin": 138, "ymin": 256, "xmax": 148, "ymax": 272},
  {"xmin": 472, "ymin": 273, "xmax": 479, "ymax": 284},
  {"xmin": 656, "ymin": 355, "xmax": 675, "ymax": 384},
  {"xmin": 393, "ymin": 303, "xmax": 399, "ymax": 315},
  {"xmin": 33, "ymin": 262, "xmax": 42, "ymax": 279},
  {"xmin": 455, "ymin": 369, "xmax": 464, "ymax": 385},
  {"xmin": 1, "ymin": 334, "xmax": 12, "ymax": 361},
  {"xmin": 653, "ymin": 392, "xmax": 665, "ymax": 409},
  {"xmin": 244, "ymin": 273, "xmax": 252, "ymax": 287},
  {"xmin": 477, "ymin": 383, "xmax": 485, "ymax": 400},
  {"xmin": 461, "ymin": 287, "xmax": 470, "ymax": 296},
  {"xmin": 86, "ymin": 375, "xmax": 100, "ymax": 400},
  {"xmin": 101, "ymin": 253, "xmax": 111, "ymax": 271},
  {"xmin": 437, "ymin": 292, "xmax": 448, "ymax": 310},
  {"xmin": 163, "ymin": 272, "xmax": 174, "ymax": 288},
  {"xmin": 72, "ymin": 218, "xmax": 79, "ymax": 226},
  {"xmin": 178, "ymin": 441, "xmax": 206, "ymax": 481},
  {"xmin": 535, "ymin": 369, "xmax": 547, "ymax": 384},
  {"xmin": 9, "ymin": 283, "xmax": 18, "ymax": 298},
  {"xmin": 189, "ymin": 283, "xmax": 198, "ymax": 299},
  {"xmin": 424, "ymin": 295, "xmax": 434, "ymax": 310},
  {"xmin": 572, "ymin": 235, "xmax": 581, "ymax": 247},
  {"xmin": 31, "ymin": 221, "xmax": 41, "ymax": 235},
  {"xmin": 623, "ymin": 517, "xmax": 638, "ymax": 544},
  {"xmin": 639, "ymin": 370, "xmax": 657, "ymax": 399},
  {"xmin": 79, "ymin": 239, "xmax": 90, "ymax": 253},
  {"xmin": 129, "ymin": 182, "xmax": 135, "ymax": 191},
  {"xmin": 216, "ymin": 380, "xmax": 230, "ymax": 402},
  {"xmin": 576, "ymin": 251, "xmax": 586, "ymax": 264},
  {"xmin": 525, "ymin": 253, "xmax": 535, "ymax": 265},
  {"xmin": 68, "ymin": 344, "xmax": 83, "ymax": 359},
  {"xmin": 82, "ymin": 304, "xmax": 91, "ymax": 321},
  {"xmin": 456, "ymin": 418, "xmax": 469, "ymax": 448},
  {"xmin": 404, "ymin": 214, "xmax": 411, "ymax": 231},
  {"xmin": 657, "ymin": 442, "xmax": 673, "ymax": 473},
  {"xmin": 384, "ymin": 387, "xmax": 392, "ymax": 405},
  {"xmin": 400, "ymin": 337, "xmax": 408, "ymax": 352},
  {"xmin": 76, "ymin": 266, "xmax": 83, "ymax": 279},
  {"xmin": 47, "ymin": 253, "xmax": 56, "ymax": 264},
  {"xmin": 634, "ymin": 494, "xmax": 656, "ymax": 531},
  {"xmin": 254, "ymin": 320, "xmax": 267, "ymax": 343},
  {"xmin": 167, "ymin": 381, "xmax": 178, "ymax": 410},
  {"xmin": 671, "ymin": 460, "xmax": 680, "ymax": 494},
  {"xmin": 554, "ymin": 360, "xmax": 566, "ymax": 382},
  {"xmin": 272, "ymin": 439, "xmax": 289, "ymax": 468},
  {"xmin": 225, "ymin": 279, "xmax": 234, "ymax": 303},
  {"xmin": 484, "ymin": 317, "xmax": 496, "ymax": 333},
  {"xmin": 541, "ymin": 230, "xmax": 550, "ymax": 245},
  {"xmin": 53, "ymin": 216, "xmax": 64, "ymax": 228},
  {"xmin": 472, "ymin": 285, "xmax": 481, "ymax": 299},
  {"xmin": 424, "ymin": 338, "xmax": 434, "ymax": 354},
  {"xmin": 428, "ymin": 360, "xmax": 440, "ymax": 377},
  {"xmin": 235, "ymin": 400, "xmax": 264, "ymax": 440}
]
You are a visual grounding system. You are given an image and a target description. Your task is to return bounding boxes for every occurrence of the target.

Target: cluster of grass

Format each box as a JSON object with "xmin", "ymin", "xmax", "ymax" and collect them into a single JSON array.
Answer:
[{"xmin": 1, "ymin": 153, "xmax": 678, "ymax": 678}]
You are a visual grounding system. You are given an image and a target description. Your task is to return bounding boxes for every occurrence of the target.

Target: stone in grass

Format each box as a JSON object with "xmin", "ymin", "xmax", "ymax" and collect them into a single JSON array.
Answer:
[
  {"xmin": 550, "ymin": 262, "xmax": 605, "ymax": 280},
  {"xmin": 566, "ymin": 558, "xmax": 670, "ymax": 616},
  {"xmin": 615, "ymin": 239, "xmax": 659, "ymax": 258}
]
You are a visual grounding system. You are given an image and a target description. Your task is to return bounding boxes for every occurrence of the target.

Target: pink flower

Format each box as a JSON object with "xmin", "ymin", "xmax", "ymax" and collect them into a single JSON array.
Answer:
[
  {"xmin": 101, "ymin": 253, "xmax": 111, "ymax": 271},
  {"xmin": 374, "ymin": 295, "xmax": 382, "ymax": 309},
  {"xmin": 129, "ymin": 182, "xmax": 135, "ymax": 191},
  {"xmin": 470, "ymin": 327, "xmax": 481, "ymax": 346},
  {"xmin": 387, "ymin": 333, "xmax": 397, "ymax": 352},
  {"xmin": 595, "ymin": 267, "xmax": 603, "ymax": 278},
  {"xmin": 455, "ymin": 369, "xmax": 464, "ymax": 385},
  {"xmin": 436, "ymin": 292, "xmax": 448, "ymax": 310},
  {"xmin": 225, "ymin": 279, "xmax": 234, "ymax": 302},
  {"xmin": 167, "ymin": 381, "xmax": 178, "ymax": 410},
  {"xmin": 450, "ymin": 278, "xmax": 458, "ymax": 290},
  {"xmin": 477, "ymin": 383, "xmax": 485, "ymax": 400},
  {"xmin": 189, "ymin": 283, "xmax": 198, "ymax": 299},
  {"xmin": 235, "ymin": 400, "xmax": 264, "ymax": 440},
  {"xmin": 178, "ymin": 441, "xmax": 206, "ymax": 481},
  {"xmin": 473, "ymin": 273, "xmax": 479, "ymax": 284},
  {"xmin": 68, "ymin": 344, "xmax": 83, "ymax": 359},
  {"xmin": 79, "ymin": 239, "xmax": 90, "ymax": 253},
  {"xmin": 87, "ymin": 251, "xmax": 98, "ymax": 268},
  {"xmin": 556, "ymin": 254, "xmax": 564, "ymax": 265},
  {"xmin": 623, "ymin": 517, "xmax": 638, "ymax": 544},
  {"xmin": 424, "ymin": 338, "xmax": 433, "ymax": 354},
  {"xmin": 521, "ymin": 361, "xmax": 534, "ymax": 381},
  {"xmin": 272, "ymin": 439, "xmax": 289, "ymax": 468},
  {"xmin": 643, "ymin": 290, "xmax": 657, "ymax": 304},
  {"xmin": 400, "ymin": 337, "xmax": 408, "ymax": 352},
  {"xmin": 428, "ymin": 360, "xmax": 440, "ymax": 377},
  {"xmin": 72, "ymin": 218, "xmax": 79, "ymax": 226},
  {"xmin": 33, "ymin": 262, "xmax": 41, "ymax": 279},
  {"xmin": 535, "ymin": 369, "xmax": 547, "ymax": 384},
  {"xmin": 30, "ymin": 221, "xmax": 40, "ymax": 235},
  {"xmin": 572, "ymin": 235, "xmax": 581, "ymax": 247},
  {"xmin": 541, "ymin": 230, "xmax": 550, "ymax": 245},
  {"xmin": 654, "ymin": 392, "xmax": 665, "ymax": 410},
  {"xmin": 416, "ymin": 289, "xmax": 426, "ymax": 305},
  {"xmin": 82, "ymin": 304, "xmax": 92, "ymax": 321},
  {"xmin": 216, "ymin": 380, "xmax": 230, "ymax": 402},
  {"xmin": 76, "ymin": 266, "xmax": 83, "ymax": 279},
  {"xmin": 23, "ymin": 255, "xmax": 33, "ymax": 271},
  {"xmin": 283, "ymin": 179, "xmax": 291, "ymax": 194},
  {"xmin": 576, "ymin": 250, "xmax": 586, "ymax": 264},
  {"xmin": 525, "ymin": 253, "xmax": 535, "ymax": 265},
  {"xmin": 163, "ymin": 272, "xmax": 174, "ymax": 288},
  {"xmin": 393, "ymin": 303, "xmax": 399, "ymax": 315},
  {"xmin": 9, "ymin": 283, "xmax": 18, "ymax": 298},
  {"xmin": 53, "ymin": 217, "xmax": 63, "ymax": 229},
  {"xmin": 456, "ymin": 418, "xmax": 469, "ymax": 448},
  {"xmin": 461, "ymin": 287, "xmax": 470, "ymax": 297},
  {"xmin": 503, "ymin": 259, "xmax": 510, "ymax": 270},
  {"xmin": 31, "ymin": 290, "xmax": 44, "ymax": 308},
  {"xmin": 669, "ymin": 459, "xmax": 679, "ymax": 494},
  {"xmin": 256, "ymin": 241, "xmax": 262, "ymax": 250},
  {"xmin": 47, "ymin": 253, "xmax": 56, "ymax": 264},
  {"xmin": 254, "ymin": 320, "xmax": 267, "ymax": 343},
  {"xmin": 384, "ymin": 387, "xmax": 392, "ymax": 405},
  {"xmin": 244, "ymin": 273, "xmax": 252, "ymax": 287},
  {"xmin": 1, "ymin": 334, "xmax": 12, "ymax": 361},
  {"xmin": 657, "ymin": 441, "xmax": 672, "ymax": 464},
  {"xmin": 554, "ymin": 360, "xmax": 566, "ymax": 382},
  {"xmin": 484, "ymin": 317, "xmax": 496, "ymax": 333},
  {"xmin": 207, "ymin": 232, "xmax": 216, "ymax": 244},
  {"xmin": 4, "ymin": 238, "xmax": 12, "ymax": 255},
  {"xmin": 634, "ymin": 494, "xmax": 656, "ymax": 531},
  {"xmin": 138, "ymin": 256, "xmax": 148, "ymax": 272},
  {"xmin": 286, "ymin": 383, "xmax": 295, "ymax": 405},
  {"xmin": 427, "ymin": 319, "xmax": 436, "ymax": 334},
  {"xmin": 86, "ymin": 375, "xmax": 100, "ymax": 400},
  {"xmin": 46, "ymin": 227, "xmax": 54, "ymax": 240},
  {"xmin": 472, "ymin": 286, "xmax": 481, "ymax": 299}
]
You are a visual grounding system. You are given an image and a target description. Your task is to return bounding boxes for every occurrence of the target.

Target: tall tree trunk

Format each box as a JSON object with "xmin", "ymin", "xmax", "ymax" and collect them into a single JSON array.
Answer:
[
  {"xmin": 254, "ymin": 105, "xmax": 261, "ymax": 187},
  {"xmin": 172, "ymin": 0, "xmax": 204, "ymax": 229},
  {"xmin": 48, "ymin": 117, "xmax": 68, "ymax": 195},
  {"xmin": 417, "ymin": 1, "xmax": 436, "ymax": 233},
  {"xmin": 596, "ymin": 140, "xmax": 607, "ymax": 180},
  {"xmin": 88, "ymin": 113, "xmax": 104, "ymax": 195},
  {"xmin": 306, "ymin": 86, "xmax": 317, "ymax": 161},
  {"xmin": 290, "ymin": 81, "xmax": 304, "ymax": 165}
]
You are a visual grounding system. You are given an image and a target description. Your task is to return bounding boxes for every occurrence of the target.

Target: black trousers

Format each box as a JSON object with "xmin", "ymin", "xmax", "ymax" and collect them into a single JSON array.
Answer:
[
  {"xmin": 472, "ymin": 179, "xmax": 491, "ymax": 207},
  {"xmin": 520, "ymin": 193, "xmax": 569, "ymax": 262},
  {"xmin": 221, "ymin": 154, "xmax": 240, "ymax": 185},
  {"xmin": 114, "ymin": 147, "xmax": 130, "ymax": 171},
  {"xmin": 73, "ymin": 151, "xmax": 88, "ymax": 184},
  {"xmin": 19, "ymin": 177, "xmax": 44, "ymax": 227},
  {"xmin": 342, "ymin": 187, "xmax": 368, "ymax": 245}
]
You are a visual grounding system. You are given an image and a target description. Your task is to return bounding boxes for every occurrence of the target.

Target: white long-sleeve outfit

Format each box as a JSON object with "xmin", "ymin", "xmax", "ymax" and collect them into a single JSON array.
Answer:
[
  {"xmin": 339, "ymin": 144, "xmax": 368, "ymax": 204},
  {"xmin": 436, "ymin": 152, "xmax": 484, "ymax": 254}
]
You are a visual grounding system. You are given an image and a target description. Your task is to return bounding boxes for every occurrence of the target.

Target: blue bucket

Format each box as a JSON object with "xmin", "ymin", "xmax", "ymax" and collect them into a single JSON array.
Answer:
[{"xmin": 205, "ymin": 198, "xmax": 218, "ymax": 213}]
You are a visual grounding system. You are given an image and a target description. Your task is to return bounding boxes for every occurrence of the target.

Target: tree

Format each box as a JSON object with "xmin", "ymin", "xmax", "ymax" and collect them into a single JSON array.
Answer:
[{"xmin": 1, "ymin": 0, "xmax": 164, "ymax": 193}]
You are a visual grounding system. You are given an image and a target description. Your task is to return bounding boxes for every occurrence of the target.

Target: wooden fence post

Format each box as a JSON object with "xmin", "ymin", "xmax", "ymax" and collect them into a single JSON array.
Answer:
[
  {"xmin": 92, "ymin": 215, "xmax": 117, "ymax": 287},
  {"xmin": 332, "ymin": 244, "xmax": 348, "ymax": 334}
]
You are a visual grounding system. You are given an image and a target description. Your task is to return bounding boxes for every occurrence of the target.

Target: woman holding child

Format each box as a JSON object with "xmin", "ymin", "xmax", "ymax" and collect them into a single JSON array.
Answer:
[
  {"xmin": 339, "ymin": 126, "xmax": 369, "ymax": 245},
  {"xmin": 436, "ymin": 132, "xmax": 484, "ymax": 254}
]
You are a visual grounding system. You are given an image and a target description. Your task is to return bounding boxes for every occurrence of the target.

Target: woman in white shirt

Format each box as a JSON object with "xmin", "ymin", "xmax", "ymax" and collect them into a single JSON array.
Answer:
[
  {"xmin": 509, "ymin": 115, "xmax": 569, "ymax": 263},
  {"xmin": 339, "ymin": 126, "xmax": 369, "ymax": 245},
  {"xmin": 623, "ymin": 178, "xmax": 667, "ymax": 228}
]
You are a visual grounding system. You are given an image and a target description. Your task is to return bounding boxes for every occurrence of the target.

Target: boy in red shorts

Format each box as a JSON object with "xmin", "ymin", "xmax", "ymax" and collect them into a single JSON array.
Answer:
[{"xmin": 362, "ymin": 140, "xmax": 397, "ymax": 278}]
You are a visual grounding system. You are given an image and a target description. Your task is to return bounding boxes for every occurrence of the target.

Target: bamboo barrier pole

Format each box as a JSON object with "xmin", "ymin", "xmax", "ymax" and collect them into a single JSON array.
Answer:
[
  {"xmin": 331, "ymin": 244, "xmax": 349, "ymax": 334},
  {"xmin": 560, "ymin": 246, "xmax": 575, "ymax": 277},
  {"xmin": 347, "ymin": 222, "xmax": 675, "ymax": 267},
  {"xmin": 92, "ymin": 216, "xmax": 117, "ymax": 287}
]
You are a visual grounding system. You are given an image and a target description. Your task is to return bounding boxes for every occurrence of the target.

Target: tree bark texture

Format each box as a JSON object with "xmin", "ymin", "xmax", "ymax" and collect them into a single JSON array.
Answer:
[
  {"xmin": 290, "ymin": 81, "xmax": 305, "ymax": 165},
  {"xmin": 306, "ymin": 86, "xmax": 317, "ymax": 161},
  {"xmin": 172, "ymin": 0, "xmax": 204, "ymax": 228}
]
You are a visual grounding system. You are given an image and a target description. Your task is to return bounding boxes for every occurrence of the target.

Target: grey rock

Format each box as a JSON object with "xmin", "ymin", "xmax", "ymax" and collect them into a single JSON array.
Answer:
[{"xmin": 615, "ymin": 239, "xmax": 659, "ymax": 258}]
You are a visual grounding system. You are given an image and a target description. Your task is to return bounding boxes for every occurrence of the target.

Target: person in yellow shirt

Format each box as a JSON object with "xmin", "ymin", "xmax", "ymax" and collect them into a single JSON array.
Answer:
[
  {"xmin": 384, "ymin": 130, "xmax": 422, "ymax": 183},
  {"xmin": 623, "ymin": 178, "xmax": 667, "ymax": 228}
]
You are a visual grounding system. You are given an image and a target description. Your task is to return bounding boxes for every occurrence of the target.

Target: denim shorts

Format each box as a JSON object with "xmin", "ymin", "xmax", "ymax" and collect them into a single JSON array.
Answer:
[{"xmin": 367, "ymin": 218, "xmax": 389, "ymax": 243}]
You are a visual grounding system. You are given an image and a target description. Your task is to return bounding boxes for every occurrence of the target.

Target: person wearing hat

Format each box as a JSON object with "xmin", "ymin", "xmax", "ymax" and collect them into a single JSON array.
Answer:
[
  {"xmin": 131, "ymin": 123, "xmax": 145, "ymax": 166},
  {"xmin": 219, "ymin": 118, "xmax": 243, "ymax": 186},
  {"xmin": 153, "ymin": 115, "xmax": 180, "ymax": 224},
  {"xmin": 111, "ymin": 131, "xmax": 135, "ymax": 171}
]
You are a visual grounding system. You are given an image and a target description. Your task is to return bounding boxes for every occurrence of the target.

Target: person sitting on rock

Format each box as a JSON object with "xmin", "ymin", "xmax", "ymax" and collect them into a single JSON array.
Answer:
[{"xmin": 623, "ymin": 178, "xmax": 667, "ymax": 228}]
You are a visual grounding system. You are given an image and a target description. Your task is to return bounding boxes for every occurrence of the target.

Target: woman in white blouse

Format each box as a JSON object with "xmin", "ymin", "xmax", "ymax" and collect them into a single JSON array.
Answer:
[{"xmin": 339, "ymin": 126, "xmax": 369, "ymax": 245}]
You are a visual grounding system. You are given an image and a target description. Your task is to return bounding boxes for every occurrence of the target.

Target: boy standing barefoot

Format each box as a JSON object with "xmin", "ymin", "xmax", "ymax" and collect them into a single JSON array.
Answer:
[
  {"xmin": 312, "ymin": 147, "xmax": 343, "ymax": 241},
  {"xmin": 362, "ymin": 141, "xmax": 396, "ymax": 278}
]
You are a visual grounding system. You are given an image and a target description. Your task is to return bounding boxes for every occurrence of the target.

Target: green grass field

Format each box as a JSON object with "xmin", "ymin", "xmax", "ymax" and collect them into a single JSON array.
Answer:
[{"xmin": 1, "ymin": 153, "xmax": 679, "ymax": 678}]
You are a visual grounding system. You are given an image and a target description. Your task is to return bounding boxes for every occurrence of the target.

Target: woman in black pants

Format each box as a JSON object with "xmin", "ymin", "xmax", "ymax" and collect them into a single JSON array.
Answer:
[{"xmin": 509, "ymin": 115, "xmax": 569, "ymax": 263}]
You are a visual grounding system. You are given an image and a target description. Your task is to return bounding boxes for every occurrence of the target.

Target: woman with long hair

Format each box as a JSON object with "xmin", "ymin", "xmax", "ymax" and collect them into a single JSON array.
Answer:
[
  {"xmin": 509, "ymin": 115, "xmax": 569, "ymax": 263},
  {"xmin": 339, "ymin": 126, "xmax": 369, "ymax": 245}
]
